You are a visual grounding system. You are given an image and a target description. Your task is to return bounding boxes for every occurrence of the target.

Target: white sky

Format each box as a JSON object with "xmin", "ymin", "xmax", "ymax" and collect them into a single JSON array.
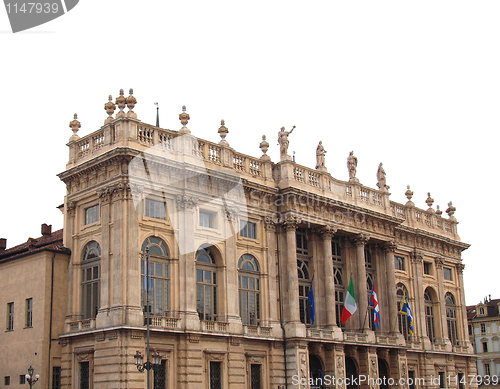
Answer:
[{"xmin": 0, "ymin": 1, "xmax": 498, "ymax": 305}]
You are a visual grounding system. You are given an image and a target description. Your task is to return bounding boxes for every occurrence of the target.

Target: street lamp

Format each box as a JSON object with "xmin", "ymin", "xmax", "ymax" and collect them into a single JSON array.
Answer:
[
  {"xmin": 25, "ymin": 366, "xmax": 39, "ymax": 389},
  {"xmin": 135, "ymin": 247, "xmax": 162, "ymax": 389}
]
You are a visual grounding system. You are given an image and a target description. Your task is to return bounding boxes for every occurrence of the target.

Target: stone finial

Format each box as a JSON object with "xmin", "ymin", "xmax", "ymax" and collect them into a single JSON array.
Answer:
[
  {"xmin": 425, "ymin": 192, "xmax": 434, "ymax": 211},
  {"xmin": 260, "ymin": 135, "xmax": 270, "ymax": 161},
  {"xmin": 179, "ymin": 105, "xmax": 191, "ymax": 134},
  {"xmin": 104, "ymin": 95, "xmax": 116, "ymax": 123},
  {"xmin": 435, "ymin": 205, "xmax": 443, "ymax": 216},
  {"xmin": 115, "ymin": 89, "xmax": 126, "ymax": 117},
  {"xmin": 126, "ymin": 88, "xmax": 137, "ymax": 118},
  {"xmin": 446, "ymin": 201, "xmax": 456, "ymax": 220},
  {"xmin": 218, "ymin": 119, "xmax": 229, "ymax": 146},
  {"xmin": 69, "ymin": 113, "xmax": 81, "ymax": 141},
  {"xmin": 405, "ymin": 185, "xmax": 414, "ymax": 206}
]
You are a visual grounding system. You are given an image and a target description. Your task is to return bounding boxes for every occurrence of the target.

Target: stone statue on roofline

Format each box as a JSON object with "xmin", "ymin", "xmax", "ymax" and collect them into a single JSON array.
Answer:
[
  {"xmin": 316, "ymin": 141, "xmax": 327, "ymax": 171},
  {"xmin": 347, "ymin": 151, "xmax": 359, "ymax": 183},
  {"xmin": 376, "ymin": 162, "xmax": 389, "ymax": 192},
  {"xmin": 278, "ymin": 125, "xmax": 295, "ymax": 161}
]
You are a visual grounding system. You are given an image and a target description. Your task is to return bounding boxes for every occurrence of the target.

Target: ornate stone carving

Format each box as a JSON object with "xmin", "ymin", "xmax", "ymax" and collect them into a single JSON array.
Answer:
[
  {"xmin": 405, "ymin": 185, "xmax": 414, "ymax": 206},
  {"xmin": 115, "ymin": 89, "xmax": 126, "ymax": 116},
  {"xmin": 426, "ymin": 192, "xmax": 434, "ymax": 211},
  {"xmin": 410, "ymin": 249, "xmax": 423, "ymax": 263},
  {"xmin": 104, "ymin": 95, "xmax": 116, "ymax": 121},
  {"xmin": 218, "ymin": 120, "xmax": 229, "ymax": 146},
  {"xmin": 347, "ymin": 151, "xmax": 358, "ymax": 183},
  {"xmin": 315, "ymin": 141, "xmax": 327, "ymax": 171},
  {"xmin": 376, "ymin": 162, "xmax": 389, "ymax": 191},
  {"xmin": 69, "ymin": 113, "xmax": 81, "ymax": 141},
  {"xmin": 354, "ymin": 233, "xmax": 369, "ymax": 247},
  {"xmin": 320, "ymin": 224, "xmax": 337, "ymax": 239},
  {"xmin": 125, "ymin": 88, "xmax": 137, "ymax": 116},
  {"xmin": 435, "ymin": 257, "xmax": 444, "ymax": 269},
  {"xmin": 176, "ymin": 195, "xmax": 198, "ymax": 210},
  {"xmin": 277, "ymin": 126, "xmax": 295, "ymax": 161},
  {"xmin": 446, "ymin": 201, "xmax": 456, "ymax": 220},
  {"xmin": 456, "ymin": 263, "xmax": 465, "ymax": 274},
  {"xmin": 179, "ymin": 105, "xmax": 190, "ymax": 133},
  {"xmin": 259, "ymin": 135, "xmax": 270, "ymax": 161}
]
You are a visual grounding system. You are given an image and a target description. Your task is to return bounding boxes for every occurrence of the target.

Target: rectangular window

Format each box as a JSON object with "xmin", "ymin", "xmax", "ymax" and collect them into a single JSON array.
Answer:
[
  {"xmin": 439, "ymin": 372, "xmax": 446, "ymax": 388},
  {"xmin": 20, "ymin": 375, "xmax": 26, "ymax": 384},
  {"xmin": 251, "ymin": 364, "xmax": 262, "ymax": 389},
  {"xmin": 458, "ymin": 373, "xmax": 465, "ymax": 389},
  {"xmin": 4, "ymin": 376, "xmax": 10, "ymax": 385},
  {"xmin": 82, "ymin": 265, "xmax": 100, "ymax": 319},
  {"xmin": 485, "ymin": 363, "xmax": 491, "ymax": 376},
  {"xmin": 7, "ymin": 302, "xmax": 14, "ymax": 331},
  {"xmin": 26, "ymin": 298, "xmax": 33, "ymax": 327},
  {"xmin": 85, "ymin": 204, "xmax": 99, "ymax": 225},
  {"xmin": 468, "ymin": 325, "xmax": 472, "ymax": 336},
  {"xmin": 200, "ymin": 210, "xmax": 216, "ymax": 228},
  {"xmin": 240, "ymin": 221, "xmax": 256, "ymax": 239},
  {"xmin": 145, "ymin": 198, "xmax": 166, "ymax": 220},
  {"xmin": 481, "ymin": 323, "xmax": 486, "ymax": 334},
  {"xmin": 483, "ymin": 341, "xmax": 488, "ymax": 352},
  {"xmin": 153, "ymin": 360, "xmax": 166, "ymax": 389},
  {"xmin": 210, "ymin": 361, "xmax": 222, "ymax": 389},
  {"xmin": 395, "ymin": 256, "xmax": 405, "ymax": 271},
  {"xmin": 443, "ymin": 267, "xmax": 453, "ymax": 281},
  {"xmin": 424, "ymin": 261, "xmax": 432, "ymax": 275},
  {"xmin": 408, "ymin": 371, "xmax": 415, "ymax": 389},
  {"xmin": 80, "ymin": 361, "xmax": 90, "ymax": 389},
  {"xmin": 52, "ymin": 367, "xmax": 61, "ymax": 389}
]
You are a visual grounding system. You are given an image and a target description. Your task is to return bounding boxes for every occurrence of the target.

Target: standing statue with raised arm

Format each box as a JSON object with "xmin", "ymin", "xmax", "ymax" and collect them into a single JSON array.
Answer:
[
  {"xmin": 376, "ymin": 162, "xmax": 389, "ymax": 191},
  {"xmin": 347, "ymin": 151, "xmax": 359, "ymax": 183},
  {"xmin": 316, "ymin": 141, "xmax": 327, "ymax": 171},
  {"xmin": 278, "ymin": 125, "xmax": 295, "ymax": 161}
]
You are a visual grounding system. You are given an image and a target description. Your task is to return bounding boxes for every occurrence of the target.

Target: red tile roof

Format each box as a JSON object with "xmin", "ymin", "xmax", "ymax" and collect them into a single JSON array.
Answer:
[{"xmin": 0, "ymin": 229, "xmax": 70, "ymax": 263}]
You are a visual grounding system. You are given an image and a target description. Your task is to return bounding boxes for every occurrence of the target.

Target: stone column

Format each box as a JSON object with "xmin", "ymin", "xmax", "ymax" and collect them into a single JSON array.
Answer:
[
  {"xmin": 383, "ymin": 242, "xmax": 398, "ymax": 334},
  {"xmin": 284, "ymin": 220, "xmax": 300, "ymax": 324},
  {"xmin": 95, "ymin": 189, "xmax": 111, "ymax": 328},
  {"xmin": 435, "ymin": 257, "xmax": 451, "ymax": 348},
  {"xmin": 264, "ymin": 219, "xmax": 281, "ymax": 336},
  {"xmin": 456, "ymin": 263, "xmax": 470, "ymax": 346},
  {"xmin": 177, "ymin": 195, "xmax": 200, "ymax": 330},
  {"xmin": 65, "ymin": 201, "xmax": 78, "ymax": 323},
  {"xmin": 354, "ymin": 234, "xmax": 369, "ymax": 331},
  {"xmin": 282, "ymin": 217, "xmax": 306, "ymax": 338},
  {"xmin": 320, "ymin": 226, "xmax": 337, "ymax": 329},
  {"xmin": 410, "ymin": 249, "xmax": 425, "ymax": 343}
]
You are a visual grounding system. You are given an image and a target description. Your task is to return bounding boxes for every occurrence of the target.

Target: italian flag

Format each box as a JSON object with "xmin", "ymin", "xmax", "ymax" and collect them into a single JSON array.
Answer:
[{"xmin": 341, "ymin": 276, "xmax": 357, "ymax": 325}]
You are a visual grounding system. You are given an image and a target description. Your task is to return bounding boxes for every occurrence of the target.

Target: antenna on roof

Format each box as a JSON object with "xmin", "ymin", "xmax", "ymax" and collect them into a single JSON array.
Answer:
[{"xmin": 155, "ymin": 102, "xmax": 159, "ymax": 127}]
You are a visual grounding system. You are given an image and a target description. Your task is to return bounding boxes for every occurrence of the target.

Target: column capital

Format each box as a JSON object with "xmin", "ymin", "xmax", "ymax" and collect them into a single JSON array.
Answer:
[
  {"xmin": 176, "ymin": 194, "xmax": 198, "ymax": 210},
  {"xmin": 456, "ymin": 263, "xmax": 465, "ymax": 274},
  {"xmin": 382, "ymin": 240, "xmax": 397, "ymax": 253},
  {"xmin": 435, "ymin": 256, "xmax": 444, "ymax": 269},
  {"xmin": 353, "ymin": 233, "xmax": 369, "ymax": 247},
  {"xmin": 320, "ymin": 224, "xmax": 337, "ymax": 239},
  {"xmin": 410, "ymin": 249, "xmax": 423, "ymax": 263},
  {"xmin": 264, "ymin": 216, "xmax": 277, "ymax": 231},
  {"xmin": 282, "ymin": 213, "xmax": 300, "ymax": 231}
]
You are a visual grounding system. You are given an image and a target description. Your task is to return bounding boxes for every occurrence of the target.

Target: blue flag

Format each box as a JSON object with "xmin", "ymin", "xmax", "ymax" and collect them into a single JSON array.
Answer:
[
  {"xmin": 308, "ymin": 275, "xmax": 315, "ymax": 324},
  {"xmin": 399, "ymin": 289, "xmax": 414, "ymax": 335}
]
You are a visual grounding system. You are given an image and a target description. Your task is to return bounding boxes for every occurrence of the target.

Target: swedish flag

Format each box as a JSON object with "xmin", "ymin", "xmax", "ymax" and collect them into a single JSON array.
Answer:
[{"xmin": 399, "ymin": 290, "xmax": 414, "ymax": 335}]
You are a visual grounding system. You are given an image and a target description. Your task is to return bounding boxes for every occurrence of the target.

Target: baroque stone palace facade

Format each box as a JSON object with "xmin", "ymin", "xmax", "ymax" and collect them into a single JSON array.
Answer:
[{"xmin": 54, "ymin": 89, "xmax": 476, "ymax": 389}]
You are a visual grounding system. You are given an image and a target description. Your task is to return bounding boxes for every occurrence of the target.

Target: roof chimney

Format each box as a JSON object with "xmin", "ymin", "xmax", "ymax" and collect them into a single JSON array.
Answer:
[
  {"xmin": 0, "ymin": 238, "xmax": 6, "ymax": 251},
  {"xmin": 41, "ymin": 223, "xmax": 52, "ymax": 236}
]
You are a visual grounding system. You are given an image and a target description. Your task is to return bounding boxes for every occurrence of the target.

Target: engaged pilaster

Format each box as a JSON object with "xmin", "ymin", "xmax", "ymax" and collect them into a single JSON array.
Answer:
[
  {"xmin": 320, "ymin": 226, "xmax": 337, "ymax": 329},
  {"xmin": 383, "ymin": 241, "xmax": 398, "ymax": 334}
]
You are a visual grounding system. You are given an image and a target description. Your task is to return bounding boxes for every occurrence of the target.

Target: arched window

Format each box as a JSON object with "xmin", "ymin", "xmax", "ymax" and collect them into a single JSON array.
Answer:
[
  {"xmin": 82, "ymin": 241, "xmax": 101, "ymax": 319},
  {"xmin": 297, "ymin": 257, "xmax": 311, "ymax": 325},
  {"xmin": 446, "ymin": 292, "xmax": 458, "ymax": 345},
  {"xmin": 396, "ymin": 283, "xmax": 409, "ymax": 340},
  {"xmin": 141, "ymin": 237, "xmax": 170, "ymax": 317},
  {"xmin": 424, "ymin": 288, "xmax": 436, "ymax": 342},
  {"xmin": 238, "ymin": 254, "xmax": 260, "ymax": 325},
  {"xmin": 196, "ymin": 246, "xmax": 217, "ymax": 321},
  {"xmin": 332, "ymin": 238, "xmax": 344, "ymax": 328}
]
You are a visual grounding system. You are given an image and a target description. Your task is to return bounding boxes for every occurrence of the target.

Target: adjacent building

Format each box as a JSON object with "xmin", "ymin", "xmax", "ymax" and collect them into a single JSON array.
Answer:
[
  {"xmin": 0, "ymin": 225, "xmax": 70, "ymax": 389},
  {"xmin": 467, "ymin": 297, "xmax": 500, "ymax": 387},
  {"xmin": 1, "ymin": 89, "xmax": 478, "ymax": 388}
]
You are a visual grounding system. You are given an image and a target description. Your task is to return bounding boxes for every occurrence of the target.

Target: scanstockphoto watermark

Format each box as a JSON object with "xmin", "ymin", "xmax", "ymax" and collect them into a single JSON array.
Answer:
[{"xmin": 292, "ymin": 374, "xmax": 427, "ymax": 387}]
